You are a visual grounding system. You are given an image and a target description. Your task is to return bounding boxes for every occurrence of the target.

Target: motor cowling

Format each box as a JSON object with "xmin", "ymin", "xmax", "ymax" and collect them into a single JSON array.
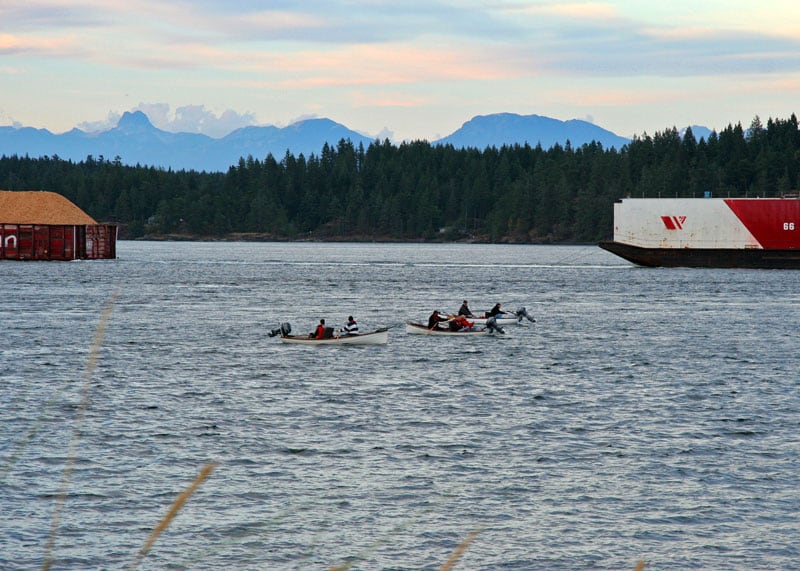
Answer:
[
  {"xmin": 515, "ymin": 306, "xmax": 536, "ymax": 323},
  {"xmin": 268, "ymin": 322, "xmax": 292, "ymax": 337}
]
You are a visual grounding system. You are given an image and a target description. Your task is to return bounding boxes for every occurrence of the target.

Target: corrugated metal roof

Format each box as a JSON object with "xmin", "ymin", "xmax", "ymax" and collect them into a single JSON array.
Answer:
[{"xmin": 0, "ymin": 190, "xmax": 97, "ymax": 225}]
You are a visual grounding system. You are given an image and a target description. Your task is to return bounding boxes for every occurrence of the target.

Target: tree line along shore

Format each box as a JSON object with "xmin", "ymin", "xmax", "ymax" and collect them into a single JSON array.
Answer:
[{"xmin": 1, "ymin": 115, "xmax": 798, "ymax": 243}]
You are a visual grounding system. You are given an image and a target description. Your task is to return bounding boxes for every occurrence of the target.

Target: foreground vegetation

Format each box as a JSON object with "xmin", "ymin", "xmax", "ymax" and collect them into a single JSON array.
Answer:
[{"xmin": 1, "ymin": 114, "xmax": 798, "ymax": 242}]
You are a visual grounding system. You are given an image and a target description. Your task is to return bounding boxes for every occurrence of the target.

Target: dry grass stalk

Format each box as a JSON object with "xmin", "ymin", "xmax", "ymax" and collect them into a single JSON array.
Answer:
[
  {"xmin": 127, "ymin": 463, "xmax": 217, "ymax": 571},
  {"xmin": 439, "ymin": 529, "xmax": 481, "ymax": 571},
  {"xmin": 41, "ymin": 293, "xmax": 116, "ymax": 571}
]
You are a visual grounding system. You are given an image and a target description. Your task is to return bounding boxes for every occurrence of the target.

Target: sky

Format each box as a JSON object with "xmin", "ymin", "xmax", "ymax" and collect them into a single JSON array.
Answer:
[{"xmin": 2, "ymin": 1, "xmax": 800, "ymax": 141}]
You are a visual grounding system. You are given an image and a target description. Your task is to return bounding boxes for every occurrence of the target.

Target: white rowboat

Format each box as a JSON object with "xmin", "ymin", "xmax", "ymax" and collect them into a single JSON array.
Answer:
[
  {"xmin": 279, "ymin": 328, "xmax": 389, "ymax": 345},
  {"xmin": 447, "ymin": 315, "xmax": 519, "ymax": 326},
  {"xmin": 443, "ymin": 307, "xmax": 535, "ymax": 326},
  {"xmin": 405, "ymin": 322, "xmax": 490, "ymax": 336}
]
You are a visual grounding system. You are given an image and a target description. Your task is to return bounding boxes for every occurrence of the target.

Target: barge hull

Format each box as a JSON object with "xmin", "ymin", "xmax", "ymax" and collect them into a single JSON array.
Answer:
[{"xmin": 599, "ymin": 240, "xmax": 800, "ymax": 269}]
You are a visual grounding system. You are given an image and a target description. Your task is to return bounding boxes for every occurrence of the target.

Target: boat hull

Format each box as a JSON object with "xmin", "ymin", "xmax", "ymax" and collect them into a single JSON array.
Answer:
[
  {"xmin": 445, "ymin": 315, "xmax": 519, "ymax": 326},
  {"xmin": 280, "ymin": 329, "xmax": 388, "ymax": 345},
  {"xmin": 599, "ymin": 241, "xmax": 800, "ymax": 269},
  {"xmin": 405, "ymin": 322, "xmax": 489, "ymax": 336}
]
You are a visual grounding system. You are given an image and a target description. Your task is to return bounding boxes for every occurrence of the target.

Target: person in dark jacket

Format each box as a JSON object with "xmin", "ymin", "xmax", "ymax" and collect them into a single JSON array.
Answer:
[
  {"xmin": 458, "ymin": 300, "xmax": 474, "ymax": 318},
  {"xmin": 487, "ymin": 303, "xmax": 508, "ymax": 317},
  {"xmin": 428, "ymin": 310, "xmax": 447, "ymax": 330}
]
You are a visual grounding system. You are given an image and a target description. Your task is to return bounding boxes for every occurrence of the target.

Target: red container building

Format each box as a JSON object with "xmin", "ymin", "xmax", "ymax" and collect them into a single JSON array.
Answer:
[{"xmin": 0, "ymin": 190, "xmax": 117, "ymax": 260}]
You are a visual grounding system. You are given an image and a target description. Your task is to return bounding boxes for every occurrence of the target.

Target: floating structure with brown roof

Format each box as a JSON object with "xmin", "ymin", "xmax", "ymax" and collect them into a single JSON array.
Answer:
[{"xmin": 1, "ymin": 190, "xmax": 117, "ymax": 260}]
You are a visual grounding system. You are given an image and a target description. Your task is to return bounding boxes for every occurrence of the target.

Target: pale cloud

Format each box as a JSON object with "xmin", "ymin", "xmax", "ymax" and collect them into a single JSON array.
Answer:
[
  {"xmin": 167, "ymin": 105, "xmax": 257, "ymax": 137},
  {"xmin": 645, "ymin": 0, "xmax": 800, "ymax": 36},
  {"xmin": 77, "ymin": 103, "xmax": 257, "ymax": 137},
  {"xmin": 235, "ymin": 43, "xmax": 515, "ymax": 91},
  {"xmin": 351, "ymin": 92, "xmax": 433, "ymax": 109},
  {"xmin": 287, "ymin": 113, "xmax": 320, "ymax": 125},
  {"xmin": 0, "ymin": 2, "xmax": 108, "ymax": 31},
  {"xmin": 1, "ymin": 1, "xmax": 514, "ymax": 53},
  {"xmin": 505, "ymin": 2, "xmax": 620, "ymax": 20},
  {"xmin": 221, "ymin": 10, "xmax": 329, "ymax": 35},
  {"xmin": 374, "ymin": 127, "xmax": 394, "ymax": 140},
  {"xmin": 2, "ymin": 0, "xmax": 800, "ymax": 141},
  {"xmin": 8, "ymin": 0, "xmax": 796, "ymax": 84},
  {"xmin": 558, "ymin": 89, "xmax": 665, "ymax": 107},
  {"xmin": 77, "ymin": 111, "xmax": 122, "ymax": 133},
  {"xmin": 551, "ymin": 2, "xmax": 619, "ymax": 18},
  {"xmin": 554, "ymin": 84, "xmax": 697, "ymax": 109},
  {"xmin": 755, "ymin": 75, "xmax": 800, "ymax": 91}
]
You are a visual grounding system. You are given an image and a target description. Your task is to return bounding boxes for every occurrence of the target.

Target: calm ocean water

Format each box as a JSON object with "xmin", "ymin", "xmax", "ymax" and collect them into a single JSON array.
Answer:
[{"xmin": 1, "ymin": 241, "xmax": 799, "ymax": 570}]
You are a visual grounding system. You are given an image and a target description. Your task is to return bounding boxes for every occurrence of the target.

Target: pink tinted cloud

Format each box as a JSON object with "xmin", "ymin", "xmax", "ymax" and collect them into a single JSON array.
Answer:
[
  {"xmin": 239, "ymin": 43, "xmax": 516, "ymax": 90},
  {"xmin": 223, "ymin": 9, "xmax": 329, "ymax": 34},
  {"xmin": 0, "ymin": 32, "xmax": 79, "ymax": 55},
  {"xmin": 753, "ymin": 75, "xmax": 800, "ymax": 90}
]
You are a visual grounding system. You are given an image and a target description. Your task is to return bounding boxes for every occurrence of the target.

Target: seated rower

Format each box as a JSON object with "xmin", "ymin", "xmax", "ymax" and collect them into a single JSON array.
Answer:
[
  {"xmin": 311, "ymin": 318, "xmax": 326, "ymax": 339},
  {"xmin": 340, "ymin": 315, "xmax": 359, "ymax": 335},
  {"xmin": 428, "ymin": 310, "xmax": 448, "ymax": 330},
  {"xmin": 486, "ymin": 303, "xmax": 509, "ymax": 318},
  {"xmin": 457, "ymin": 300, "xmax": 475, "ymax": 318}
]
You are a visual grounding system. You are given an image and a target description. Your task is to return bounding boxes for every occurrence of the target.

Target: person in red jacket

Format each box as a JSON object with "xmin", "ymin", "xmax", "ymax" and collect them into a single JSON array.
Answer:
[
  {"xmin": 311, "ymin": 319, "xmax": 326, "ymax": 339},
  {"xmin": 446, "ymin": 315, "xmax": 474, "ymax": 331}
]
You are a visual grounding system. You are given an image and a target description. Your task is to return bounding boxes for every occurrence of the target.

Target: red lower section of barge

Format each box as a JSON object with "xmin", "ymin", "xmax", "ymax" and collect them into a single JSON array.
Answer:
[{"xmin": 0, "ymin": 224, "xmax": 117, "ymax": 260}]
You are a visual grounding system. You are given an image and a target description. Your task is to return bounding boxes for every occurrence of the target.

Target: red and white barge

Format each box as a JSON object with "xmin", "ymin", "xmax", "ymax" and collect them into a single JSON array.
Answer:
[{"xmin": 599, "ymin": 196, "xmax": 800, "ymax": 268}]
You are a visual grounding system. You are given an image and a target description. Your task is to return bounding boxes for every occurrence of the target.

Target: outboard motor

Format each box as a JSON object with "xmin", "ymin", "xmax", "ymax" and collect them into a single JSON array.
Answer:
[
  {"xmin": 515, "ymin": 306, "xmax": 536, "ymax": 323},
  {"xmin": 485, "ymin": 316, "xmax": 506, "ymax": 334},
  {"xmin": 268, "ymin": 322, "xmax": 292, "ymax": 337}
]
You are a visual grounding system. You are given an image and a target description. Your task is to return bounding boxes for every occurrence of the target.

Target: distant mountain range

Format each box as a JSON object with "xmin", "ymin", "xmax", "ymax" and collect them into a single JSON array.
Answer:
[
  {"xmin": 0, "ymin": 111, "xmax": 712, "ymax": 173},
  {"xmin": 0, "ymin": 111, "xmax": 375, "ymax": 173},
  {"xmin": 435, "ymin": 113, "xmax": 630, "ymax": 150}
]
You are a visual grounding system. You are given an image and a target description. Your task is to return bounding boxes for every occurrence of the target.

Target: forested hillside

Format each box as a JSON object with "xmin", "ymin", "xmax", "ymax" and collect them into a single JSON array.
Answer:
[{"xmin": 1, "ymin": 115, "xmax": 798, "ymax": 242}]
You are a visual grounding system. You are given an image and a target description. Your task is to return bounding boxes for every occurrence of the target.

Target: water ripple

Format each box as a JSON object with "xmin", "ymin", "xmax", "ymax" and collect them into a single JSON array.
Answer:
[{"xmin": 2, "ymin": 243, "xmax": 799, "ymax": 570}]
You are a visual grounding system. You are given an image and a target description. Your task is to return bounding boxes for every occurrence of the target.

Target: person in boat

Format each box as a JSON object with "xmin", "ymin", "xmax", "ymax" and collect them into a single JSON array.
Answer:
[
  {"xmin": 428, "ymin": 310, "xmax": 448, "ymax": 330},
  {"xmin": 457, "ymin": 300, "xmax": 474, "ymax": 318},
  {"xmin": 486, "ymin": 303, "xmax": 509, "ymax": 318},
  {"xmin": 340, "ymin": 315, "xmax": 359, "ymax": 335},
  {"xmin": 450, "ymin": 315, "xmax": 475, "ymax": 332},
  {"xmin": 311, "ymin": 319, "xmax": 326, "ymax": 339}
]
